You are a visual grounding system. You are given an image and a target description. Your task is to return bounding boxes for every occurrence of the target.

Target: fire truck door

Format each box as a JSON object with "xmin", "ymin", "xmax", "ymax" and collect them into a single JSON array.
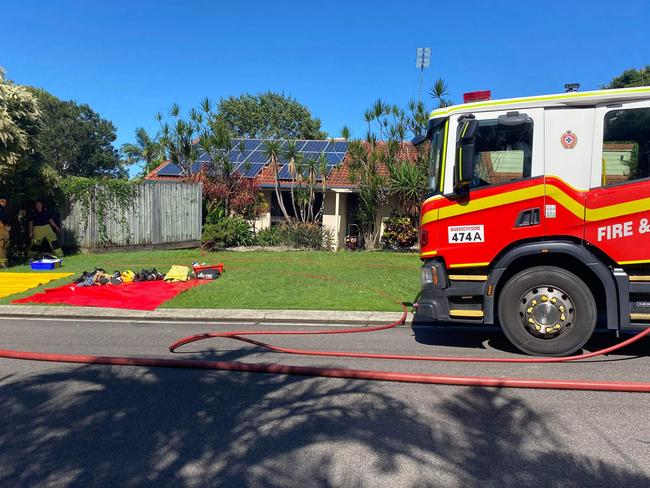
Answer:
[{"xmin": 585, "ymin": 102, "xmax": 650, "ymax": 266}]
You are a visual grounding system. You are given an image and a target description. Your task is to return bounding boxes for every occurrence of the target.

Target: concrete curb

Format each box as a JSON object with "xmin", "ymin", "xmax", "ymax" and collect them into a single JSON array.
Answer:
[{"xmin": 0, "ymin": 305, "xmax": 408, "ymax": 326}]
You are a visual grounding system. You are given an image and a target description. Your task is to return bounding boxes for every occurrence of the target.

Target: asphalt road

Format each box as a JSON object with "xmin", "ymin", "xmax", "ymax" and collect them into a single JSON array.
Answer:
[{"xmin": 0, "ymin": 316, "xmax": 649, "ymax": 488}]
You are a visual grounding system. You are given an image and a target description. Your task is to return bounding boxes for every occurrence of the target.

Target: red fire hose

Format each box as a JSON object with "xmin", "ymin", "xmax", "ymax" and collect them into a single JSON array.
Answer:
[
  {"xmin": 2, "ymin": 305, "xmax": 650, "ymax": 393},
  {"xmin": 169, "ymin": 305, "xmax": 650, "ymax": 364}
]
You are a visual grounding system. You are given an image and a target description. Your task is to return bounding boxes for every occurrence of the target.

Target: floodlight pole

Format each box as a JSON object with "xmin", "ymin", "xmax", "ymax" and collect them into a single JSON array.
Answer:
[{"xmin": 416, "ymin": 47, "xmax": 431, "ymax": 104}]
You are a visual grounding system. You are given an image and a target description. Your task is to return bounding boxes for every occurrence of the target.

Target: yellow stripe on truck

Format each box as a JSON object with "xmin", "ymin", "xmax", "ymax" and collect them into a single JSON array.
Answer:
[
  {"xmin": 421, "ymin": 184, "xmax": 650, "ymax": 225},
  {"xmin": 421, "ymin": 185, "xmax": 545, "ymax": 225},
  {"xmin": 449, "ymin": 262, "xmax": 490, "ymax": 269},
  {"xmin": 420, "ymin": 250, "xmax": 438, "ymax": 257},
  {"xmin": 585, "ymin": 197, "xmax": 650, "ymax": 222},
  {"xmin": 545, "ymin": 186, "xmax": 584, "ymax": 219}
]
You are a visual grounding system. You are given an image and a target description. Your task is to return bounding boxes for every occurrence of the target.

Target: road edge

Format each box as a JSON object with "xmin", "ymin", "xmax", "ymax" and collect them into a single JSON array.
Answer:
[{"xmin": 0, "ymin": 305, "xmax": 408, "ymax": 326}]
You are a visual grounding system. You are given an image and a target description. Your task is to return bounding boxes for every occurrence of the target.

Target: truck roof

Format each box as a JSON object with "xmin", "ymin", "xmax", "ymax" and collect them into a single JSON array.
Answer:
[{"xmin": 428, "ymin": 86, "xmax": 650, "ymax": 120}]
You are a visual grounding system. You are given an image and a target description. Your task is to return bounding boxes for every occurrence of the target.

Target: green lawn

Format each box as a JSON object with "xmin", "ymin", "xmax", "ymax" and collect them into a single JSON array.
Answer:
[{"xmin": 0, "ymin": 249, "xmax": 420, "ymax": 311}]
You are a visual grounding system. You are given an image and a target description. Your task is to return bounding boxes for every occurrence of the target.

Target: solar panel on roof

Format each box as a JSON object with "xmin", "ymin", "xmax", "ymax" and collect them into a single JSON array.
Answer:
[
  {"xmin": 324, "ymin": 153, "xmax": 342, "ymax": 165},
  {"xmin": 245, "ymin": 150, "xmax": 268, "ymax": 163},
  {"xmin": 333, "ymin": 141, "xmax": 348, "ymax": 152},
  {"xmin": 157, "ymin": 163, "xmax": 182, "ymax": 176},
  {"xmin": 302, "ymin": 152, "xmax": 322, "ymax": 162},
  {"xmin": 295, "ymin": 140, "xmax": 309, "ymax": 151},
  {"xmin": 229, "ymin": 148, "xmax": 246, "ymax": 162},
  {"xmin": 241, "ymin": 163, "xmax": 266, "ymax": 178},
  {"xmin": 158, "ymin": 139, "xmax": 348, "ymax": 179},
  {"xmin": 197, "ymin": 151, "xmax": 211, "ymax": 162},
  {"xmin": 301, "ymin": 141, "xmax": 329, "ymax": 152},
  {"xmin": 191, "ymin": 162, "xmax": 206, "ymax": 174},
  {"xmin": 277, "ymin": 165, "xmax": 294, "ymax": 180},
  {"xmin": 243, "ymin": 140, "xmax": 262, "ymax": 151},
  {"xmin": 277, "ymin": 164, "xmax": 328, "ymax": 181}
]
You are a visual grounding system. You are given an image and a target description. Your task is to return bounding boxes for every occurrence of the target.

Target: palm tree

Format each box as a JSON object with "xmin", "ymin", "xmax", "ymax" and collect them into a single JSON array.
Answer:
[
  {"xmin": 314, "ymin": 152, "xmax": 329, "ymax": 221},
  {"xmin": 389, "ymin": 161, "xmax": 427, "ymax": 221},
  {"xmin": 283, "ymin": 140, "xmax": 301, "ymax": 222},
  {"xmin": 263, "ymin": 140, "xmax": 291, "ymax": 223},
  {"xmin": 429, "ymin": 78, "xmax": 454, "ymax": 108},
  {"xmin": 121, "ymin": 127, "xmax": 165, "ymax": 176},
  {"xmin": 156, "ymin": 106, "xmax": 198, "ymax": 178}
]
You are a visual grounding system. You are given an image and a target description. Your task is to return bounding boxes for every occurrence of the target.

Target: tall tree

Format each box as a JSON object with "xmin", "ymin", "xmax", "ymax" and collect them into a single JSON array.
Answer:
[
  {"xmin": 215, "ymin": 92, "xmax": 326, "ymax": 139},
  {"xmin": 0, "ymin": 68, "xmax": 40, "ymax": 177},
  {"xmin": 28, "ymin": 88, "xmax": 124, "ymax": 178},
  {"xmin": 121, "ymin": 127, "xmax": 165, "ymax": 176},
  {"xmin": 263, "ymin": 139, "xmax": 292, "ymax": 222},
  {"xmin": 603, "ymin": 66, "xmax": 650, "ymax": 89}
]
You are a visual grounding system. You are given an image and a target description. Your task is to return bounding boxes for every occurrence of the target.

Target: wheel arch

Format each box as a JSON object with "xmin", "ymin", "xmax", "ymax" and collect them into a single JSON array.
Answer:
[{"xmin": 484, "ymin": 241, "xmax": 620, "ymax": 330}]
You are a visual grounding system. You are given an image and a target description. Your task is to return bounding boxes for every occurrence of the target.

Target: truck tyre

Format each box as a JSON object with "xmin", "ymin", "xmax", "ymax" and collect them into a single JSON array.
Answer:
[{"xmin": 498, "ymin": 266, "xmax": 596, "ymax": 356}]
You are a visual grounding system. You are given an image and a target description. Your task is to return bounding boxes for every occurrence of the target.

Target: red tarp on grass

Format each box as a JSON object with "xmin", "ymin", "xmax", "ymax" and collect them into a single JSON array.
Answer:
[{"xmin": 12, "ymin": 280, "xmax": 208, "ymax": 311}]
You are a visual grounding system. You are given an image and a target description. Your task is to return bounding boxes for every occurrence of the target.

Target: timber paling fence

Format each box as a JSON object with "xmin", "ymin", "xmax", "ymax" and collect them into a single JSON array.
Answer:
[{"xmin": 61, "ymin": 181, "xmax": 203, "ymax": 251}]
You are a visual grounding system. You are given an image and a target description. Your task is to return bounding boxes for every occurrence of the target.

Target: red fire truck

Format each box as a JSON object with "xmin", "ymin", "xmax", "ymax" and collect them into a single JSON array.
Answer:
[{"xmin": 414, "ymin": 86, "xmax": 650, "ymax": 356}]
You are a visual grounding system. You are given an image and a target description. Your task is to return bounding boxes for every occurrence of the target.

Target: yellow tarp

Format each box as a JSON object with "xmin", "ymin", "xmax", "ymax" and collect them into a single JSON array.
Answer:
[{"xmin": 0, "ymin": 272, "xmax": 73, "ymax": 299}]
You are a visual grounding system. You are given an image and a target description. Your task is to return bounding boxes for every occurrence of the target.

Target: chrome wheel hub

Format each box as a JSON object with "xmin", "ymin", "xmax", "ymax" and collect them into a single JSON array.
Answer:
[{"xmin": 517, "ymin": 285, "xmax": 575, "ymax": 338}]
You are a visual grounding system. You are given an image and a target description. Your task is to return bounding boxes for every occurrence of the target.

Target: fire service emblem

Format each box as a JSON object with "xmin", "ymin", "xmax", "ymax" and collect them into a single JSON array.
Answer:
[{"xmin": 561, "ymin": 130, "xmax": 577, "ymax": 149}]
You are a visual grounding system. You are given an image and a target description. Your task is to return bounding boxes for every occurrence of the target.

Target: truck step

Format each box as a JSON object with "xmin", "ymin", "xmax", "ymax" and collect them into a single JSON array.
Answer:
[
  {"xmin": 630, "ymin": 313, "xmax": 650, "ymax": 321},
  {"xmin": 448, "ymin": 274, "xmax": 488, "ymax": 282},
  {"xmin": 449, "ymin": 309, "xmax": 484, "ymax": 318},
  {"xmin": 629, "ymin": 276, "xmax": 650, "ymax": 282}
]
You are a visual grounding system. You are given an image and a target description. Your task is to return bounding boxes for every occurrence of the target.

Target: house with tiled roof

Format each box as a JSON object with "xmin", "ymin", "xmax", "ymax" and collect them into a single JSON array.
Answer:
[{"xmin": 145, "ymin": 138, "xmax": 417, "ymax": 248}]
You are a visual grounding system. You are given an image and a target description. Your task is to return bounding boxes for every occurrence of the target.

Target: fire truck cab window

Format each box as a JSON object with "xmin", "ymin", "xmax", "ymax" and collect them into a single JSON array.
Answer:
[
  {"xmin": 602, "ymin": 107, "xmax": 650, "ymax": 186},
  {"xmin": 469, "ymin": 118, "xmax": 533, "ymax": 189}
]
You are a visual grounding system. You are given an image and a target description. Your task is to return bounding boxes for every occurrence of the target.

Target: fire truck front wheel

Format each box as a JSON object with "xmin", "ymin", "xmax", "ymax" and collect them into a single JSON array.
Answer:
[{"xmin": 498, "ymin": 266, "xmax": 597, "ymax": 356}]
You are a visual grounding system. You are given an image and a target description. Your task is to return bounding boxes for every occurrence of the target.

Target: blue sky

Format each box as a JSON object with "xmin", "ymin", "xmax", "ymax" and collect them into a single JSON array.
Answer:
[{"xmin": 2, "ymin": 0, "xmax": 649, "ymax": 174}]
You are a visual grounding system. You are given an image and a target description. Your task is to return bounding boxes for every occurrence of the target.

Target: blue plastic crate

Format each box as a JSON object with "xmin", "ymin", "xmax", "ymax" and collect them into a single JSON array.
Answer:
[{"xmin": 30, "ymin": 259, "xmax": 62, "ymax": 271}]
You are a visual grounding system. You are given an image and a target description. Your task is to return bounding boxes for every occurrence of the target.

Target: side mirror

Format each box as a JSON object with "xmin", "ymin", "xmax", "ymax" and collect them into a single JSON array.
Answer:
[
  {"xmin": 454, "ymin": 118, "xmax": 479, "ymax": 190},
  {"xmin": 411, "ymin": 134, "xmax": 427, "ymax": 146}
]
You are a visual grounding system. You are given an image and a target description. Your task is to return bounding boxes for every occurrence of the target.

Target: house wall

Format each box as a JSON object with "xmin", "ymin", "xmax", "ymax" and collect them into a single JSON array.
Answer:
[
  {"xmin": 321, "ymin": 190, "xmax": 353, "ymax": 250},
  {"xmin": 253, "ymin": 190, "xmax": 273, "ymax": 231},
  {"xmin": 322, "ymin": 192, "xmax": 337, "ymax": 249},
  {"xmin": 376, "ymin": 196, "xmax": 397, "ymax": 238},
  {"xmin": 336, "ymin": 192, "xmax": 350, "ymax": 249},
  {"xmin": 256, "ymin": 188, "xmax": 399, "ymax": 250}
]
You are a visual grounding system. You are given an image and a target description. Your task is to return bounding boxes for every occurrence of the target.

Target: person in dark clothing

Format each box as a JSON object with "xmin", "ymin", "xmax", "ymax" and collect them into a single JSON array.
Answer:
[
  {"xmin": 29, "ymin": 200, "xmax": 63, "ymax": 258},
  {"xmin": 0, "ymin": 196, "xmax": 10, "ymax": 267}
]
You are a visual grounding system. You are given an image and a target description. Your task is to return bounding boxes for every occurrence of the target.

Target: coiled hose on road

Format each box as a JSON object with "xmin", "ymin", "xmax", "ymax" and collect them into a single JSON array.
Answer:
[{"xmin": 1, "ymin": 304, "xmax": 650, "ymax": 392}]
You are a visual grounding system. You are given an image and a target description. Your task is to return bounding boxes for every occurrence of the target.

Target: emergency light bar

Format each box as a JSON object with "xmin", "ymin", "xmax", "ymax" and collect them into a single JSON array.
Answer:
[{"xmin": 463, "ymin": 90, "xmax": 492, "ymax": 103}]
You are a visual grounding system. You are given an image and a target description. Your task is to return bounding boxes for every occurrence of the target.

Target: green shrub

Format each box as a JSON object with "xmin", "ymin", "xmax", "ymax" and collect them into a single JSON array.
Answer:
[
  {"xmin": 382, "ymin": 215, "xmax": 418, "ymax": 249},
  {"xmin": 255, "ymin": 223, "xmax": 334, "ymax": 250},
  {"xmin": 255, "ymin": 225, "xmax": 284, "ymax": 246},
  {"xmin": 283, "ymin": 223, "xmax": 334, "ymax": 250},
  {"xmin": 204, "ymin": 203, "xmax": 227, "ymax": 225},
  {"xmin": 202, "ymin": 216, "xmax": 254, "ymax": 249}
]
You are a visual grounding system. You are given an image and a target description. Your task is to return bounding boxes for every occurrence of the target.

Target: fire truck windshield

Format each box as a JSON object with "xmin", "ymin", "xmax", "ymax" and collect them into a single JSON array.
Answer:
[{"xmin": 427, "ymin": 118, "xmax": 448, "ymax": 193}]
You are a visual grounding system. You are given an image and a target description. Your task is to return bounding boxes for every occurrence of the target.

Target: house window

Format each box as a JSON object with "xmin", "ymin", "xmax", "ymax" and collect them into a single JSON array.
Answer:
[{"xmin": 602, "ymin": 107, "xmax": 650, "ymax": 186}]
